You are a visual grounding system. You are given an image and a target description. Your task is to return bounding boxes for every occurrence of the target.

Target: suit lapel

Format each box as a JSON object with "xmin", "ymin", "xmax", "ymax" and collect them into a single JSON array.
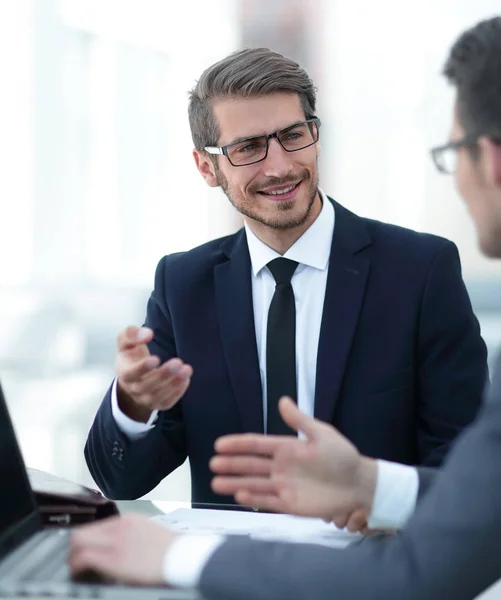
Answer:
[
  {"xmin": 214, "ymin": 230, "xmax": 264, "ymax": 433},
  {"xmin": 314, "ymin": 199, "xmax": 371, "ymax": 424}
]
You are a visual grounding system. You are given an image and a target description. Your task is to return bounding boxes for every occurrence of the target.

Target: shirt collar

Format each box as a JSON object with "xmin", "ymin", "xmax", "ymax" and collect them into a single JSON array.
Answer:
[{"xmin": 244, "ymin": 188, "xmax": 335, "ymax": 277}]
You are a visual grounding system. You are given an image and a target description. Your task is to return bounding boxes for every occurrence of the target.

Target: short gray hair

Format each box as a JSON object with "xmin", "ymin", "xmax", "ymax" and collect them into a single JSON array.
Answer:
[{"xmin": 188, "ymin": 48, "xmax": 317, "ymax": 151}]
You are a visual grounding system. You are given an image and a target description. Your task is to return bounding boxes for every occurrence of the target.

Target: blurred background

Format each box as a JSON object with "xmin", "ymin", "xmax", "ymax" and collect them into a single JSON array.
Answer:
[{"xmin": 1, "ymin": 0, "xmax": 500, "ymax": 502}]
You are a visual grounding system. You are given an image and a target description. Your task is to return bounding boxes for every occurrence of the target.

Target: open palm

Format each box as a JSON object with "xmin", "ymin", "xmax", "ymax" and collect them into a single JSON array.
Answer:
[{"xmin": 211, "ymin": 397, "xmax": 377, "ymax": 524}]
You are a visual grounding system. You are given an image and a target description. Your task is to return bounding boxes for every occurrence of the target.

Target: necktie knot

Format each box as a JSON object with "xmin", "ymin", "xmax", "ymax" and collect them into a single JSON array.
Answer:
[{"xmin": 267, "ymin": 258, "xmax": 298, "ymax": 285}]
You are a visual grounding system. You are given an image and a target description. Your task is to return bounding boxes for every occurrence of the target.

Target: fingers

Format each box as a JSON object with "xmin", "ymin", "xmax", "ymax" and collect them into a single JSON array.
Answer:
[
  {"xmin": 146, "ymin": 360, "xmax": 193, "ymax": 387},
  {"xmin": 333, "ymin": 515, "xmax": 349, "ymax": 529},
  {"xmin": 346, "ymin": 508, "xmax": 369, "ymax": 533},
  {"xmin": 214, "ymin": 433, "xmax": 295, "ymax": 456},
  {"xmin": 70, "ymin": 547, "xmax": 117, "ymax": 581},
  {"xmin": 117, "ymin": 326, "xmax": 153, "ymax": 352},
  {"xmin": 278, "ymin": 397, "xmax": 326, "ymax": 440},
  {"xmin": 211, "ymin": 476, "xmax": 276, "ymax": 496},
  {"xmin": 126, "ymin": 359, "xmax": 192, "ymax": 393},
  {"xmin": 141, "ymin": 363, "xmax": 192, "ymax": 408},
  {"xmin": 70, "ymin": 520, "xmax": 120, "ymax": 571},
  {"xmin": 115, "ymin": 326, "xmax": 194, "ymax": 412},
  {"xmin": 118, "ymin": 355, "xmax": 161, "ymax": 384},
  {"xmin": 118, "ymin": 357, "xmax": 193, "ymax": 410},
  {"xmin": 332, "ymin": 509, "xmax": 368, "ymax": 533},
  {"xmin": 234, "ymin": 490, "xmax": 285, "ymax": 513},
  {"xmin": 210, "ymin": 455, "xmax": 272, "ymax": 476}
]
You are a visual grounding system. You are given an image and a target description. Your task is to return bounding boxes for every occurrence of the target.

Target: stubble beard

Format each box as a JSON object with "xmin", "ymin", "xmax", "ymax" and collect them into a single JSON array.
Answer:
[{"xmin": 216, "ymin": 168, "xmax": 319, "ymax": 231}]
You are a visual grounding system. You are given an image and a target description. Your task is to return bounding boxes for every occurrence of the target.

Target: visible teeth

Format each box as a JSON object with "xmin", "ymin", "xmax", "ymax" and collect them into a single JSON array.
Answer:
[{"xmin": 265, "ymin": 185, "xmax": 295, "ymax": 196}]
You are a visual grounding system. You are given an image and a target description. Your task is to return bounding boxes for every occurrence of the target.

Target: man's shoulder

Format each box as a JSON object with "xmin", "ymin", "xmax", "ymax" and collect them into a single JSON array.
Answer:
[
  {"xmin": 365, "ymin": 216, "xmax": 453, "ymax": 254},
  {"xmin": 334, "ymin": 199, "xmax": 456, "ymax": 261},
  {"xmin": 154, "ymin": 229, "xmax": 244, "ymax": 279}
]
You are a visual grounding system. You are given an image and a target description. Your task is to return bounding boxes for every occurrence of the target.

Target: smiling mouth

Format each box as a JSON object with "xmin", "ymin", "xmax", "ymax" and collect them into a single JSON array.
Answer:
[{"xmin": 258, "ymin": 181, "xmax": 302, "ymax": 199}]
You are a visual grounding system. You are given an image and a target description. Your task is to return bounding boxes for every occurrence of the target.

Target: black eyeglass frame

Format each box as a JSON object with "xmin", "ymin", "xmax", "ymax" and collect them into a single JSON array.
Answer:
[
  {"xmin": 204, "ymin": 117, "xmax": 321, "ymax": 167},
  {"xmin": 430, "ymin": 133, "xmax": 501, "ymax": 174}
]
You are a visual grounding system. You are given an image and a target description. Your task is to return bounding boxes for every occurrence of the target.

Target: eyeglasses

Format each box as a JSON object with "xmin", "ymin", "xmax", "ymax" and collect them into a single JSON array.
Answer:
[
  {"xmin": 204, "ymin": 117, "xmax": 321, "ymax": 167},
  {"xmin": 430, "ymin": 134, "xmax": 482, "ymax": 175},
  {"xmin": 430, "ymin": 133, "xmax": 501, "ymax": 175}
]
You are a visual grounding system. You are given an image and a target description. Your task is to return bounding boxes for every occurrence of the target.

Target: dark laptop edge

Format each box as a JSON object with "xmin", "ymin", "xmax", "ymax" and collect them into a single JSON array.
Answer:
[{"xmin": 0, "ymin": 382, "xmax": 43, "ymax": 562}]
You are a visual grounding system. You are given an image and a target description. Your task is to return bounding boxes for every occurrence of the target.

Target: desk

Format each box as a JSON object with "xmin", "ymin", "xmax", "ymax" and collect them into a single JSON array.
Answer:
[
  {"xmin": 3, "ymin": 500, "xmax": 501, "ymax": 599},
  {"xmin": 116, "ymin": 499, "xmax": 169, "ymax": 518}
]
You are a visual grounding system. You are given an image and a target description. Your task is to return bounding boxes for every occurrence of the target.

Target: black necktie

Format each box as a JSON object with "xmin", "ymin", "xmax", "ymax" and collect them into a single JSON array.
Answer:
[{"xmin": 266, "ymin": 257, "xmax": 298, "ymax": 436}]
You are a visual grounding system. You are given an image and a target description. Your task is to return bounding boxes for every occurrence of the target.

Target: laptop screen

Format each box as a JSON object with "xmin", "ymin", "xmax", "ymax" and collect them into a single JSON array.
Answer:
[{"xmin": 0, "ymin": 383, "xmax": 38, "ymax": 537}]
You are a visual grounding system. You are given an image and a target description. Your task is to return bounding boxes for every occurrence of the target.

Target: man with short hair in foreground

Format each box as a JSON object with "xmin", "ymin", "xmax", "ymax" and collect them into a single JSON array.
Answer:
[{"xmin": 70, "ymin": 16, "xmax": 501, "ymax": 600}]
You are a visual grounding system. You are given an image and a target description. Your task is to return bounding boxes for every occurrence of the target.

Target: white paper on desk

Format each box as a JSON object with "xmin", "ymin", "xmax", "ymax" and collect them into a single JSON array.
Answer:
[{"xmin": 153, "ymin": 508, "xmax": 360, "ymax": 549}]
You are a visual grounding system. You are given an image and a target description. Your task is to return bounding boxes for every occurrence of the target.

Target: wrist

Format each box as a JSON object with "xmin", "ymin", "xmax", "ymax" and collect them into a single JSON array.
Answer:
[
  {"xmin": 116, "ymin": 383, "xmax": 152, "ymax": 423},
  {"xmin": 355, "ymin": 456, "xmax": 378, "ymax": 511},
  {"xmin": 163, "ymin": 534, "xmax": 225, "ymax": 588}
]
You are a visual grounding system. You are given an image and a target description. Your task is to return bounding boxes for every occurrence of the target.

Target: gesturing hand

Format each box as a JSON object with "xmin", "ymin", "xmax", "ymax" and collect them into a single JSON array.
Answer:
[
  {"xmin": 210, "ymin": 397, "xmax": 377, "ymax": 527},
  {"xmin": 115, "ymin": 326, "xmax": 193, "ymax": 422}
]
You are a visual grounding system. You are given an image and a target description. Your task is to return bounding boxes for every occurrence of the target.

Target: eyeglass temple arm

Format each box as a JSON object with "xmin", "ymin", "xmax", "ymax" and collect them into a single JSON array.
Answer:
[{"xmin": 204, "ymin": 146, "xmax": 224, "ymax": 155}]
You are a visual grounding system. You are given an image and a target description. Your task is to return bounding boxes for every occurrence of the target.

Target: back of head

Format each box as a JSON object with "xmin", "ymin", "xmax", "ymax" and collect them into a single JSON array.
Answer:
[
  {"xmin": 188, "ymin": 48, "xmax": 316, "ymax": 150},
  {"xmin": 443, "ymin": 16, "xmax": 501, "ymax": 258},
  {"xmin": 444, "ymin": 16, "xmax": 501, "ymax": 139}
]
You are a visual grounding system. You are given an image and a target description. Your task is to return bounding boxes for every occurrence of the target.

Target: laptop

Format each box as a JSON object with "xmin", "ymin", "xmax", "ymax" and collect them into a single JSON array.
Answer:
[{"xmin": 0, "ymin": 383, "xmax": 200, "ymax": 599}]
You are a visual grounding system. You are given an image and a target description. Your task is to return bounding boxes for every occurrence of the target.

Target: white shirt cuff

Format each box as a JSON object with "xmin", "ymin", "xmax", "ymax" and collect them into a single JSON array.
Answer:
[
  {"xmin": 110, "ymin": 378, "xmax": 158, "ymax": 440},
  {"xmin": 163, "ymin": 535, "xmax": 225, "ymax": 588},
  {"xmin": 367, "ymin": 459, "xmax": 419, "ymax": 530}
]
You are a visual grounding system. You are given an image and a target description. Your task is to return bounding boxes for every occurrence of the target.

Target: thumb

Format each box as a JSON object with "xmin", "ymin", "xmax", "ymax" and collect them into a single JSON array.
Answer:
[{"xmin": 278, "ymin": 397, "xmax": 322, "ymax": 440}]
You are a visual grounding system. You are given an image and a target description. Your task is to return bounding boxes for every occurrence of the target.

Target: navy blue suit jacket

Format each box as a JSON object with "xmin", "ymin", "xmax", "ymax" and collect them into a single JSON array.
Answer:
[{"xmin": 85, "ymin": 199, "xmax": 487, "ymax": 503}]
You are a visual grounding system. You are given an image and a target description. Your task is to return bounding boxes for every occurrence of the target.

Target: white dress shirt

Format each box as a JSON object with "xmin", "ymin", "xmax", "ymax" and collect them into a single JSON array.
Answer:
[
  {"xmin": 245, "ymin": 188, "xmax": 333, "ymax": 430},
  {"xmin": 367, "ymin": 460, "xmax": 419, "ymax": 530},
  {"xmin": 111, "ymin": 188, "xmax": 334, "ymax": 435},
  {"xmin": 108, "ymin": 189, "xmax": 419, "ymax": 587}
]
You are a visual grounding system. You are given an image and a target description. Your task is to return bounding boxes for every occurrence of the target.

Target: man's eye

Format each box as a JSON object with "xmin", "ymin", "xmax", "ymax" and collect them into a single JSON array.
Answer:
[{"xmin": 237, "ymin": 142, "xmax": 262, "ymax": 154}]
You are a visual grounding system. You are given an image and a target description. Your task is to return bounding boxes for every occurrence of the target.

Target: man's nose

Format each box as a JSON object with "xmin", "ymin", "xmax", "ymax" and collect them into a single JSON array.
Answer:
[{"xmin": 262, "ymin": 138, "xmax": 294, "ymax": 179}]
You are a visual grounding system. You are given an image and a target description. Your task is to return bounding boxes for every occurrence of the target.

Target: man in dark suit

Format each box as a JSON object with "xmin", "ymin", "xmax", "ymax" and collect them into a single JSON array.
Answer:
[
  {"xmin": 71, "ymin": 16, "xmax": 501, "ymax": 599},
  {"xmin": 85, "ymin": 46, "xmax": 486, "ymax": 506}
]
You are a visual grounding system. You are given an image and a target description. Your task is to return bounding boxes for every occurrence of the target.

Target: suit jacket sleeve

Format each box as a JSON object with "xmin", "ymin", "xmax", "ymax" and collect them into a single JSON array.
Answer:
[
  {"xmin": 84, "ymin": 256, "xmax": 187, "ymax": 499},
  {"xmin": 417, "ymin": 466, "xmax": 437, "ymax": 501},
  {"xmin": 199, "ymin": 366, "xmax": 501, "ymax": 600},
  {"xmin": 415, "ymin": 240, "xmax": 487, "ymax": 466}
]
